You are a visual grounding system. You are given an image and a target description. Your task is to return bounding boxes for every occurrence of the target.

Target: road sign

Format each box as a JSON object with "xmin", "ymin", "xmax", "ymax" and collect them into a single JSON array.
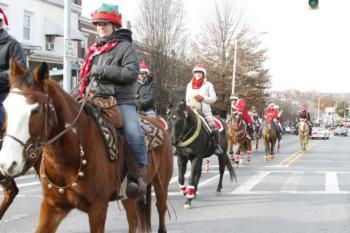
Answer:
[
  {"xmin": 49, "ymin": 68, "xmax": 63, "ymax": 76},
  {"xmin": 65, "ymin": 39, "xmax": 75, "ymax": 58}
]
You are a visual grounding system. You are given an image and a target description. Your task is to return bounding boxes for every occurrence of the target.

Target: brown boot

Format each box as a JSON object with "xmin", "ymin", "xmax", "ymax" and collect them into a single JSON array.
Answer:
[{"xmin": 126, "ymin": 164, "xmax": 147, "ymax": 200}]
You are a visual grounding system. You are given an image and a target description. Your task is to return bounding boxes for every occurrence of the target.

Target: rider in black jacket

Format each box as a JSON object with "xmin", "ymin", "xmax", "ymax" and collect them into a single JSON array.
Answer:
[
  {"xmin": 80, "ymin": 3, "xmax": 147, "ymax": 200},
  {"xmin": 135, "ymin": 62, "xmax": 157, "ymax": 117}
]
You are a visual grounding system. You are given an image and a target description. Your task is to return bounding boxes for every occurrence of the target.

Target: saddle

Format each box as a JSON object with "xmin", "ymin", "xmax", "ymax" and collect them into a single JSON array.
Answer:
[{"xmin": 84, "ymin": 98, "xmax": 165, "ymax": 161}]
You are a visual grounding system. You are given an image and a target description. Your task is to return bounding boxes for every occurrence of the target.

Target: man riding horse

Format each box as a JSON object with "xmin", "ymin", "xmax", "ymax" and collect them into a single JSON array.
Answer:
[
  {"xmin": 186, "ymin": 64, "xmax": 223, "ymax": 155},
  {"xmin": 229, "ymin": 95, "xmax": 254, "ymax": 140},
  {"xmin": 298, "ymin": 105, "xmax": 312, "ymax": 135},
  {"xmin": 259, "ymin": 102, "xmax": 283, "ymax": 140}
]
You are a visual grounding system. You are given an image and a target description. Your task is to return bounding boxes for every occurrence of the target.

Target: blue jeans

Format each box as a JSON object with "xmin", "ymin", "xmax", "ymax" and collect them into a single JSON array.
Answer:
[
  {"xmin": 0, "ymin": 92, "xmax": 7, "ymax": 126},
  {"xmin": 119, "ymin": 104, "xmax": 147, "ymax": 166}
]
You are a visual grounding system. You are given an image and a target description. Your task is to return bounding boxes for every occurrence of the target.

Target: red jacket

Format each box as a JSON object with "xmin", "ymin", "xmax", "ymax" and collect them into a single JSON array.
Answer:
[
  {"xmin": 234, "ymin": 99, "xmax": 253, "ymax": 125},
  {"xmin": 264, "ymin": 108, "xmax": 279, "ymax": 122}
]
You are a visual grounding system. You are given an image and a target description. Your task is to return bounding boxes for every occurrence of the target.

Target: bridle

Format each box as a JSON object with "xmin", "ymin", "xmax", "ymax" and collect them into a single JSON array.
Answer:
[{"xmin": 3, "ymin": 77, "xmax": 95, "ymax": 161}]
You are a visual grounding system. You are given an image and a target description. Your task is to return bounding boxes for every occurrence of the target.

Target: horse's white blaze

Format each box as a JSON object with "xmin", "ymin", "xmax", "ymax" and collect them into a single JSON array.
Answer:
[{"xmin": 0, "ymin": 89, "xmax": 38, "ymax": 176}]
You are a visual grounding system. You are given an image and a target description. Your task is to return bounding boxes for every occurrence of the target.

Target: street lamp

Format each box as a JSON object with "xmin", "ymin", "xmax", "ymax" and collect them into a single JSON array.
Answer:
[{"xmin": 317, "ymin": 95, "xmax": 328, "ymax": 123}]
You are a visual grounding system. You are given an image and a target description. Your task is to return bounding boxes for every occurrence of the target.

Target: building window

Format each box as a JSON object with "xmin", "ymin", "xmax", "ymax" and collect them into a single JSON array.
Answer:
[
  {"xmin": 80, "ymin": 36, "xmax": 88, "ymax": 58},
  {"xmin": 23, "ymin": 12, "xmax": 32, "ymax": 40},
  {"xmin": 46, "ymin": 35, "xmax": 55, "ymax": 51}
]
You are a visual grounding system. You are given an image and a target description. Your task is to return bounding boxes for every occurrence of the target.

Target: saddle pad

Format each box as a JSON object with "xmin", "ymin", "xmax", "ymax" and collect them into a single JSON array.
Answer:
[
  {"xmin": 198, "ymin": 115, "xmax": 224, "ymax": 133},
  {"xmin": 84, "ymin": 101, "xmax": 119, "ymax": 161},
  {"xmin": 158, "ymin": 117, "xmax": 168, "ymax": 130},
  {"xmin": 214, "ymin": 117, "xmax": 224, "ymax": 132},
  {"xmin": 140, "ymin": 118, "xmax": 164, "ymax": 151}
]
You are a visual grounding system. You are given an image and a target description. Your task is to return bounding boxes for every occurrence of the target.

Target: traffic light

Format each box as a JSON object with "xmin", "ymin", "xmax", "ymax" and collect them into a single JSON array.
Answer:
[{"xmin": 308, "ymin": 0, "xmax": 319, "ymax": 9}]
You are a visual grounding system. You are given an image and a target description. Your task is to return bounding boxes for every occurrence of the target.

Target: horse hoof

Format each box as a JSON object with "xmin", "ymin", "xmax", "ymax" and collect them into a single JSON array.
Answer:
[
  {"xmin": 247, "ymin": 157, "xmax": 251, "ymax": 162},
  {"xmin": 264, "ymin": 155, "xmax": 267, "ymax": 161},
  {"xmin": 216, "ymin": 191, "xmax": 222, "ymax": 196},
  {"xmin": 239, "ymin": 158, "xmax": 244, "ymax": 165},
  {"xmin": 184, "ymin": 203, "xmax": 192, "ymax": 209}
]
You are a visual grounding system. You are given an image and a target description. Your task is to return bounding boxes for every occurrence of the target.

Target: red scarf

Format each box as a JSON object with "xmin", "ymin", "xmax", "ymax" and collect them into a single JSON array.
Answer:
[
  {"xmin": 79, "ymin": 41, "xmax": 120, "ymax": 96},
  {"xmin": 191, "ymin": 77, "xmax": 205, "ymax": 89}
]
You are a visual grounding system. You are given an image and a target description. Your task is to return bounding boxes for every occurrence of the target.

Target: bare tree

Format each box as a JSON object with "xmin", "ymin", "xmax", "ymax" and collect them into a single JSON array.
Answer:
[
  {"xmin": 134, "ymin": 0, "xmax": 190, "ymax": 114},
  {"xmin": 192, "ymin": 0, "xmax": 270, "ymax": 115}
]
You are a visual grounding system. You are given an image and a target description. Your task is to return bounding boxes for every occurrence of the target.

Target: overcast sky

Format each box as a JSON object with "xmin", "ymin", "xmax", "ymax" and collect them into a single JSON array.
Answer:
[{"xmin": 82, "ymin": 0, "xmax": 350, "ymax": 94}]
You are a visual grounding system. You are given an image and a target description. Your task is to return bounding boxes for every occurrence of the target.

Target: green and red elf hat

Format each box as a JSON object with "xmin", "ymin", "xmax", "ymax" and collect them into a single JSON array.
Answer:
[{"xmin": 91, "ymin": 3, "xmax": 122, "ymax": 28}]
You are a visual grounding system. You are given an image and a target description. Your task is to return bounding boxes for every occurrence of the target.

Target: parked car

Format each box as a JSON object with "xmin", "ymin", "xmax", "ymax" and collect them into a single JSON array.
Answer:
[
  {"xmin": 334, "ymin": 126, "xmax": 349, "ymax": 136},
  {"xmin": 310, "ymin": 127, "xmax": 330, "ymax": 140}
]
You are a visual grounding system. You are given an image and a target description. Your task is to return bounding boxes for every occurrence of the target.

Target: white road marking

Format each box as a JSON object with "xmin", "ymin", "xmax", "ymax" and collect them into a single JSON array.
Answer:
[
  {"xmin": 281, "ymin": 171, "xmax": 304, "ymax": 192},
  {"xmin": 325, "ymin": 172, "xmax": 340, "ymax": 193},
  {"xmin": 231, "ymin": 171, "xmax": 271, "ymax": 194}
]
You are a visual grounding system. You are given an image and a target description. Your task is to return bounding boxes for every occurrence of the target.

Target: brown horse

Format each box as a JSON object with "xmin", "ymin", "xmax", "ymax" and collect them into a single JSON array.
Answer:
[
  {"xmin": 298, "ymin": 120, "xmax": 309, "ymax": 151},
  {"xmin": 227, "ymin": 111, "xmax": 252, "ymax": 165},
  {"xmin": 0, "ymin": 59, "xmax": 173, "ymax": 233},
  {"xmin": 261, "ymin": 116, "xmax": 279, "ymax": 161}
]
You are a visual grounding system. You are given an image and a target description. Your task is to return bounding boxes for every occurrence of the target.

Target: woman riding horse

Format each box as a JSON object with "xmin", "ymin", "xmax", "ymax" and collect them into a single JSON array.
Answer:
[{"xmin": 79, "ymin": 3, "xmax": 147, "ymax": 199}]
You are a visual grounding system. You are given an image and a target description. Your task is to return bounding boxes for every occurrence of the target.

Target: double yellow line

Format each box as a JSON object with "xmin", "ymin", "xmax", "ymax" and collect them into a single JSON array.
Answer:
[{"xmin": 279, "ymin": 140, "xmax": 321, "ymax": 166}]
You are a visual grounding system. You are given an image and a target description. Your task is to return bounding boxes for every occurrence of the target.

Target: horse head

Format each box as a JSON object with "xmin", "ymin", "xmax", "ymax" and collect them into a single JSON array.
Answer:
[
  {"xmin": 167, "ymin": 101, "xmax": 192, "ymax": 146},
  {"xmin": 0, "ymin": 59, "xmax": 57, "ymax": 177},
  {"xmin": 229, "ymin": 111, "xmax": 244, "ymax": 131}
]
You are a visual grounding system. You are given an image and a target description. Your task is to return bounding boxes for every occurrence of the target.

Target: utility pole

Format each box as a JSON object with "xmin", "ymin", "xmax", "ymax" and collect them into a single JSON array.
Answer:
[
  {"xmin": 63, "ymin": 0, "xmax": 71, "ymax": 92},
  {"xmin": 231, "ymin": 39, "xmax": 237, "ymax": 95}
]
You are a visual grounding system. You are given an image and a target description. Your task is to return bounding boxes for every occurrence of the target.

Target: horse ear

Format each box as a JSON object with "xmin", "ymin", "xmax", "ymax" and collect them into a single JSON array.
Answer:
[
  {"xmin": 10, "ymin": 58, "xmax": 26, "ymax": 82},
  {"xmin": 184, "ymin": 110, "xmax": 188, "ymax": 118},
  {"xmin": 33, "ymin": 62, "xmax": 49, "ymax": 84}
]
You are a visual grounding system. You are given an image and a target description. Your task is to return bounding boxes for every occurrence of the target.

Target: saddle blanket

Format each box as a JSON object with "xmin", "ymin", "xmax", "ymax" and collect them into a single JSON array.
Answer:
[
  {"xmin": 140, "ymin": 118, "xmax": 164, "ymax": 151},
  {"xmin": 158, "ymin": 117, "xmax": 168, "ymax": 130},
  {"xmin": 198, "ymin": 115, "xmax": 224, "ymax": 133}
]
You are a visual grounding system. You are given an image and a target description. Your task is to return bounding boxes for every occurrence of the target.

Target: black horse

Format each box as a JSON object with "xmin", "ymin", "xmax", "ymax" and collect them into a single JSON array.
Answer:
[{"xmin": 167, "ymin": 101, "xmax": 235, "ymax": 209}]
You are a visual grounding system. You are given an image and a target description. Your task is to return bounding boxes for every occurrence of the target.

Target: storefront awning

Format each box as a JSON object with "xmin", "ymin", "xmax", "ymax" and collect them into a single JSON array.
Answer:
[{"xmin": 45, "ymin": 18, "xmax": 64, "ymax": 37}]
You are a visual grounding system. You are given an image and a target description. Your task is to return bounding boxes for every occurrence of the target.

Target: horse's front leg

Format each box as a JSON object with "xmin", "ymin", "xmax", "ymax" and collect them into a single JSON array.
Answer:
[
  {"xmin": 88, "ymin": 201, "xmax": 108, "ymax": 233},
  {"xmin": 193, "ymin": 157, "xmax": 203, "ymax": 196},
  {"xmin": 177, "ymin": 155, "xmax": 188, "ymax": 196},
  {"xmin": 184, "ymin": 156, "xmax": 201, "ymax": 209},
  {"xmin": 234, "ymin": 144, "xmax": 241, "ymax": 165},
  {"xmin": 263, "ymin": 138, "xmax": 269, "ymax": 161},
  {"xmin": 227, "ymin": 137, "xmax": 234, "ymax": 160},
  {"xmin": 0, "ymin": 178, "xmax": 18, "ymax": 220},
  {"xmin": 35, "ymin": 198, "xmax": 70, "ymax": 233}
]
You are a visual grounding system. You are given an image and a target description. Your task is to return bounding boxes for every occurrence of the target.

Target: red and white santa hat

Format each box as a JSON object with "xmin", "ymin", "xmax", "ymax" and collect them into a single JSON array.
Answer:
[
  {"xmin": 139, "ymin": 62, "xmax": 150, "ymax": 74},
  {"xmin": 267, "ymin": 102, "xmax": 275, "ymax": 107},
  {"xmin": 0, "ymin": 8, "xmax": 9, "ymax": 29},
  {"xmin": 192, "ymin": 64, "xmax": 206, "ymax": 77}
]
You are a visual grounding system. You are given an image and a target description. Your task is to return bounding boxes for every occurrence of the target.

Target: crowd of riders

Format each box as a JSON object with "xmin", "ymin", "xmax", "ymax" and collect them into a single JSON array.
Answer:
[{"xmin": 0, "ymin": 3, "xmax": 317, "ymax": 197}]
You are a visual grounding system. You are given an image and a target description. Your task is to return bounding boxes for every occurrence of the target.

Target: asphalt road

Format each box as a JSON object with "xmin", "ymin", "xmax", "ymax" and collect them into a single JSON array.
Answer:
[{"xmin": 1, "ymin": 134, "xmax": 350, "ymax": 233}]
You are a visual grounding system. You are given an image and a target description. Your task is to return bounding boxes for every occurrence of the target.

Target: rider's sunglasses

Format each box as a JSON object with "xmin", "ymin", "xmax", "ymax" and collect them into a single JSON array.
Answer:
[{"xmin": 139, "ymin": 72, "xmax": 148, "ymax": 75}]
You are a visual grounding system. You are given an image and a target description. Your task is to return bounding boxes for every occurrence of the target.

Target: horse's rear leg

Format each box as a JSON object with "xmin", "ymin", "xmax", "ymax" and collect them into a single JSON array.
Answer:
[
  {"xmin": 122, "ymin": 199, "xmax": 138, "ymax": 233},
  {"xmin": 216, "ymin": 155, "xmax": 225, "ymax": 195},
  {"xmin": 35, "ymin": 199, "xmax": 70, "ymax": 233},
  {"xmin": 177, "ymin": 156, "xmax": 188, "ymax": 196},
  {"xmin": 153, "ymin": 172, "xmax": 170, "ymax": 233},
  {"xmin": 247, "ymin": 142, "xmax": 252, "ymax": 162},
  {"xmin": 0, "ymin": 178, "xmax": 18, "ymax": 220}
]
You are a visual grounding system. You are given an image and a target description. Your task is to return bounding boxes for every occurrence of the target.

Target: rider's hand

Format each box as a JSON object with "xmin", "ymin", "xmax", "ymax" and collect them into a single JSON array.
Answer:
[
  {"xmin": 195, "ymin": 95, "xmax": 204, "ymax": 102},
  {"xmin": 90, "ymin": 65, "xmax": 104, "ymax": 77}
]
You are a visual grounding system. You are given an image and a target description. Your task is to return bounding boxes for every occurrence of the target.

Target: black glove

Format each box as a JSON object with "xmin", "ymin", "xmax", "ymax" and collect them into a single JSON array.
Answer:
[{"xmin": 90, "ymin": 65, "xmax": 104, "ymax": 77}]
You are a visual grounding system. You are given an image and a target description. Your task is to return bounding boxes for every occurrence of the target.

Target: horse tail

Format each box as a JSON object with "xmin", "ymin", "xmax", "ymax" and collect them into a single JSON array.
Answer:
[
  {"xmin": 137, "ymin": 184, "xmax": 152, "ymax": 233},
  {"xmin": 223, "ymin": 153, "xmax": 237, "ymax": 182}
]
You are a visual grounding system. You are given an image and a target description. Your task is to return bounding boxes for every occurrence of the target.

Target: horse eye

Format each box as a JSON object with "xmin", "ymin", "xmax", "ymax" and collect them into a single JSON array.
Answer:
[{"xmin": 31, "ymin": 106, "xmax": 40, "ymax": 115}]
